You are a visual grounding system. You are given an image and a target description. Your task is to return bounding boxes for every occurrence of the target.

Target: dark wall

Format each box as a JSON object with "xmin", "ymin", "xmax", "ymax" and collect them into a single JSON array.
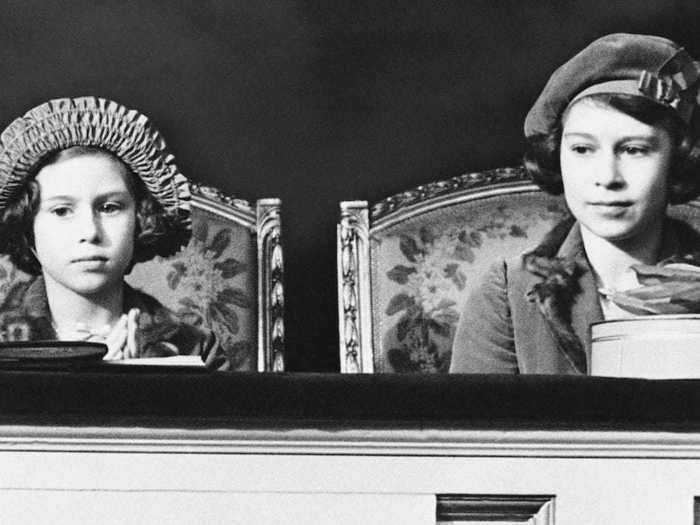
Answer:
[{"xmin": 2, "ymin": 1, "xmax": 698, "ymax": 371}]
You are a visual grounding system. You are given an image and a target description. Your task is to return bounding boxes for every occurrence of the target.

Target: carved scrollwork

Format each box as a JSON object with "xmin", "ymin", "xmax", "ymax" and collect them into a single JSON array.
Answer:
[
  {"xmin": 191, "ymin": 182, "xmax": 254, "ymax": 214},
  {"xmin": 337, "ymin": 201, "xmax": 372, "ymax": 373},
  {"xmin": 370, "ymin": 166, "xmax": 529, "ymax": 221},
  {"xmin": 257, "ymin": 199, "xmax": 285, "ymax": 372}
]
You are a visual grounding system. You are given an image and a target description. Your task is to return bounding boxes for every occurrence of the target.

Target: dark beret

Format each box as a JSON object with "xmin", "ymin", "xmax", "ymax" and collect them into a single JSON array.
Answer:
[{"xmin": 524, "ymin": 33, "xmax": 700, "ymax": 138}]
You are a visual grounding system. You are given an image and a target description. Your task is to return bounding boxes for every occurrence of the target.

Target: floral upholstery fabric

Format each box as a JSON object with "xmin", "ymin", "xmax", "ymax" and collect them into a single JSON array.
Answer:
[
  {"xmin": 0, "ymin": 257, "xmax": 35, "ymax": 341},
  {"xmin": 370, "ymin": 191, "xmax": 570, "ymax": 373},
  {"xmin": 127, "ymin": 206, "xmax": 257, "ymax": 370}
]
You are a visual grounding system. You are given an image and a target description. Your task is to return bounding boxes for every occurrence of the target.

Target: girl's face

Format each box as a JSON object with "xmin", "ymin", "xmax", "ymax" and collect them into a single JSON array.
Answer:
[
  {"xmin": 32, "ymin": 151, "xmax": 137, "ymax": 298},
  {"xmin": 559, "ymin": 99, "xmax": 673, "ymax": 244}
]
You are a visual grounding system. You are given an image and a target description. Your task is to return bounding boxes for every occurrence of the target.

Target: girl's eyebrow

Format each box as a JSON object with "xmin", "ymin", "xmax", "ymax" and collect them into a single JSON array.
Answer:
[
  {"xmin": 616, "ymin": 135, "xmax": 662, "ymax": 145},
  {"xmin": 95, "ymin": 190, "xmax": 133, "ymax": 199},
  {"xmin": 562, "ymin": 132, "xmax": 661, "ymax": 143},
  {"xmin": 562, "ymin": 132, "xmax": 596, "ymax": 139},
  {"xmin": 41, "ymin": 194, "xmax": 77, "ymax": 202}
]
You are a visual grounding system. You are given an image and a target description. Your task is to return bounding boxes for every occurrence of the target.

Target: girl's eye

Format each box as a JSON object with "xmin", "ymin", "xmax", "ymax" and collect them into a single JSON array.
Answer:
[
  {"xmin": 570, "ymin": 144, "xmax": 594, "ymax": 155},
  {"xmin": 99, "ymin": 202, "xmax": 123, "ymax": 214},
  {"xmin": 50, "ymin": 206, "xmax": 72, "ymax": 217},
  {"xmin": 621, "ymin": 144, "xmax": 650, "ymax": 156}
]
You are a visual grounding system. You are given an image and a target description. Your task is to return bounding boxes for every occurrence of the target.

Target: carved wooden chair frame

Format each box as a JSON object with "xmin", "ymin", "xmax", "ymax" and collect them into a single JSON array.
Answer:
[
  {"xmin": 190, "ymin": 184, "xmax": 285, "ymax": 371},
  {"xmin": 337, "ymin": 166, "xmax": 539, "ymax": 373}
]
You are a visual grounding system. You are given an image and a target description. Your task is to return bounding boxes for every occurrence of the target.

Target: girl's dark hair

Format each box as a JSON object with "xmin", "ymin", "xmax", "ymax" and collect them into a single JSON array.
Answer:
[
  {"xmin": 524, "ymin": 93, "xmax": 700, "ymax": 204},
  {"xmin": 0, "ymin": 146, "xmax": 190, "ymax": 275}
]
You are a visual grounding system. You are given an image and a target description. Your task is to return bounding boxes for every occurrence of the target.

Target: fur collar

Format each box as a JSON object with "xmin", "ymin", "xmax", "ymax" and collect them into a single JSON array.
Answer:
[{"xmin": 522, "ymin": 217, "xmax": 588, "ymax": 373}]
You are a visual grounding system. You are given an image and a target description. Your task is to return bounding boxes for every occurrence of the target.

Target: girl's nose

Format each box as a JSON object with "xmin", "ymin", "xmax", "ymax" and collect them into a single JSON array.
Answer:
[
  {"xmin": 77, "ymin": 210, "xmax": 102, "ymax": 242},
  {"xmin": 594, "ymin": 153, "xmax": 625, "ymax": 189}
]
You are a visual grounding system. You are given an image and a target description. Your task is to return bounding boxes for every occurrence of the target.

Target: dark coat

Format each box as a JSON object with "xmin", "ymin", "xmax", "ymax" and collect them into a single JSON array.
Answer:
[
  {"xmin": 449, "ymin": 218, "xmax": 700, "ymax": 375},
  {"xmin": 0, "ymin": 277, "xmax": 229, "ymax": 370}
]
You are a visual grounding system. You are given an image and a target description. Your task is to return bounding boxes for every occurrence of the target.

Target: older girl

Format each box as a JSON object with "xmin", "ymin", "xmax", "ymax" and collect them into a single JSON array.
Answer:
[{"xmin": 450, "ymin": 34, "xmax": 700, "ymax": 374}]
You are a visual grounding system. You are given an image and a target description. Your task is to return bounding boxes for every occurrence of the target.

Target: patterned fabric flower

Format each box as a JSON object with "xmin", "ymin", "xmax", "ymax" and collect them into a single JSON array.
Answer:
[
  {"xmin": 0, "ymin": 258, "xmax": 34, "ymax": 342},
  {"xmin": 166, "ymin": 220, "xmax": 254, "ymax": 369}
]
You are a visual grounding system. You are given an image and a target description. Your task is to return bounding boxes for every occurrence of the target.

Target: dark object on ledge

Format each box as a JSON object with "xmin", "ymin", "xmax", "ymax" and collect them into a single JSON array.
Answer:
[
  {"xmin": 0, "ymin": 368, "xmax": 699, "ymax": 431},
  {"xmin": 0, "ymin": 341, "xmax": 106, "ymax": 367}
]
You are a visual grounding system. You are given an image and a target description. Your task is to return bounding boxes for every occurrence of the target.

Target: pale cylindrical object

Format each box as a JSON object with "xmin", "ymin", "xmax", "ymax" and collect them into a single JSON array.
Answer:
[{"xmin": 591, "ymin": 315, "xmax": 700, "ymax": 379}]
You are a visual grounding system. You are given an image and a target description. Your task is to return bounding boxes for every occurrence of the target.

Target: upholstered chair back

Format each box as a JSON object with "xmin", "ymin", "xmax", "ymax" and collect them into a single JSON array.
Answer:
[
  {"xmin": 0, "ymin": 184, "xmax": 285, "ymax": 371},
  {"xmin": 338, "ymin": 166, "xmax": 700, "ymax": 373},
  {"xmin": 128, "ymin": 185, "xmax": 284, "ymax": 371}
]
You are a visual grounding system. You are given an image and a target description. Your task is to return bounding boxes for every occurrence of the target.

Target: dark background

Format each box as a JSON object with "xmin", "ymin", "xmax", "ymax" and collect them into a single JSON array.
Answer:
[{"xmin": 2, "ymin": 1, "xmax": 699, "ymax": 371}]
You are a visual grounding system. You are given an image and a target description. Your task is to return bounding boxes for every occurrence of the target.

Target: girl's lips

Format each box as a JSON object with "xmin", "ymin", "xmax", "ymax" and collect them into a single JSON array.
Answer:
[
  {"xmin": 71, "ymin": 256, "xmax": 109, "ymax": 268},
  {"xmin": 588, "ymin": 201, "xmax": 634, "ymax": 217},
  {"xmin": 589, "ymin": 201, "xmax": 633, "ymax": 207}
]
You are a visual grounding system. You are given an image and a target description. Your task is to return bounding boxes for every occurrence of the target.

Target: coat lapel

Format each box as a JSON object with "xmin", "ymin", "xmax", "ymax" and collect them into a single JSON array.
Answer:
[
  {"xmin": 523, "ymin": 222, "xmax": 601, "ymax": 374},
  {"xmin": 558, "ymin": 228, "xmax": 602, "ymax": 371}
]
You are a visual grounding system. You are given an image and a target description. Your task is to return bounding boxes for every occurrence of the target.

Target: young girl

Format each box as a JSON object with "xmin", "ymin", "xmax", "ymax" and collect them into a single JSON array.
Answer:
[
  {"xmin": 0, "ymin": 96, "xmax": 229, "ymax": 370},
  {"xmin": 450, "ymin": 34, "xmax": 700, "ymax": 374}
]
